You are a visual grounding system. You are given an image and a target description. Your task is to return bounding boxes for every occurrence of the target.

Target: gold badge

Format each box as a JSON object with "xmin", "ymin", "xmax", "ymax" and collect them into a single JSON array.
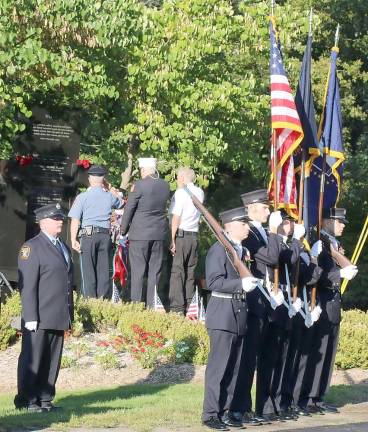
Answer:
[{"xmin": 20, "ymin": 245, "xmax": 31, "ymax": 260}]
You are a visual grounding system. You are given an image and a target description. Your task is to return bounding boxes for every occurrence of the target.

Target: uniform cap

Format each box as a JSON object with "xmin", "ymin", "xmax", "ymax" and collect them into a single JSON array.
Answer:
[
  {"xmin": 240, "ymin": 189, "xmax": 269, "ymax": 206},
  {"xmin": 87, "ymin": 165, "xmax": 106, "ymax": 176},
  {"xmin": 138, "ymin": 157, "xmax": 157, "ymax": 169},
  {"xmin": 34, "ymin": 203, "xmax": 65, "ymax": 222},
  {"xmin": 219, "ymin": 207, "xmax": 250, "ymax": 225},
  {"xmin": 322, "ymin": 207, "xmax": 348, "ymax": 224}
]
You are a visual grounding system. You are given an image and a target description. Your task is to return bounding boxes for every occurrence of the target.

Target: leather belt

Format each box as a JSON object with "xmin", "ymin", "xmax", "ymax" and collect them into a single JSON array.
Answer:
[
  {"xmin": 79, "ymin": 226, "xmax": 110, "ymax": 237},
  {"xmin": 211, "ymin": 291, "xmax": 246, "ymax": 300}
]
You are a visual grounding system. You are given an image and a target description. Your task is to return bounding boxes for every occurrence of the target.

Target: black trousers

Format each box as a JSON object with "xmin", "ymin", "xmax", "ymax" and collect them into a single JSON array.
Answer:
[
  {"xmin": 80, "ymin": 232, "xmax": 112, "ymax": 299},
  {"xmin": 15, "ymin": 328, "xmax": 64, "ymax": 407},
  {"xmin": 231, "ymin": 313, "xmax": 264, "ymax": 413},
  {"xmin": 129, "ymin": 240, "xmax": 164, "ymax": 308},
  {"xmin": 298, "ymin": 319, "xmax": 340, "ymax": 407},
  {"xmin": 169, "ymin": 234, "xmax": 198, "ymax": 314},
  {"xmin": 202, "ymin": 330, "xmax": 246, "ymax": 421},
  {"xmin": 256, "ymin": 321, "xmax": 289, "ymax": 416}
]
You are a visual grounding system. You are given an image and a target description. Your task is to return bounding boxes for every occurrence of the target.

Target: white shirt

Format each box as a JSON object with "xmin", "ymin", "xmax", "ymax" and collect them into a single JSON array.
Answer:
[
  {"xmin": 251, "ymin": 221, "xmax": 268, "ymax": 244},
  {"xmin": 170, "ymin": 182, "xmax": 204, "ymax": 232}
]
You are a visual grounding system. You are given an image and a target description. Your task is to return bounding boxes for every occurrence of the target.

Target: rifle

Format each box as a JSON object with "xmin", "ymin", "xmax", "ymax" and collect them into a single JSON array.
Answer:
[{"xmin": 183, "ymin": 186, "xmax": 253, "ymax": 279}]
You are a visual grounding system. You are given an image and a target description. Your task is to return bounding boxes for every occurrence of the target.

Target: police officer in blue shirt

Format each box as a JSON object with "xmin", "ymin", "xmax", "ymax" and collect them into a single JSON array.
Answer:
[
  {"xmin": 15, "ymin": 203, "xmax": 73, "ymax": 412},
  {"xmin": 68, "ymin": 165, "xmax": 123, "ymax": 299}
]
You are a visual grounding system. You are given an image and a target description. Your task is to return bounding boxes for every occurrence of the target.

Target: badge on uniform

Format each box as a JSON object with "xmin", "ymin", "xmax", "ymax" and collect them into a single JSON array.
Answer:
[{"xmin": 20, "ymin": 245, "xmax": 31, "ymax": 260}]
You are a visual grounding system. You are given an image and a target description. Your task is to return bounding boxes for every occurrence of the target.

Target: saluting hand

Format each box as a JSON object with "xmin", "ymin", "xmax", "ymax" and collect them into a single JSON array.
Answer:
[{"xmin": 72, "ymin": 240, "xmax": 81, "ymax": 253}]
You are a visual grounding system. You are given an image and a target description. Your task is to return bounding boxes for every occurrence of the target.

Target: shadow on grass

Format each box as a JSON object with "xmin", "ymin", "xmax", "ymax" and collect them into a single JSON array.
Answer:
[
  {"xmin": 0, "ymin": 384, "xmax": 171, "ymax": 431},
  {"xmin": 326, "ymin": 383, "xmax": 368, "ymax": 407}
]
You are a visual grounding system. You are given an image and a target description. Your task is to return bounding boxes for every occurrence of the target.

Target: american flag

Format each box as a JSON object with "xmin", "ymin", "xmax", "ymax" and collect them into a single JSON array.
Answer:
[
  {"xmin": 186, "ymin": 288, "xmax": 199, "ymax": 320},
  {"xmin": 268, "ymin": 18, "xmax": 304, "ymax": 218},
  {"xmin": 154, "ymin": 286, "xmax": 165, "ymax": 313}
]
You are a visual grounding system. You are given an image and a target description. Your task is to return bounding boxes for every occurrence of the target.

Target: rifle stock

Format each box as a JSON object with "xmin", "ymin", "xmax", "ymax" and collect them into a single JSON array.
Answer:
[
  {"xmin": 320, "ymin": 233, "xmax": 352, "ymax": 268},
  {"xmin": 183, "ymin": 186, "xmax": 253, "ymax": 278}
]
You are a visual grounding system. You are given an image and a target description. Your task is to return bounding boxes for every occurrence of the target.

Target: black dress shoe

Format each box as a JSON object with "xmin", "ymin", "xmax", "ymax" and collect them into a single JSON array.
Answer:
[
  {"xmin": 279, "ymin": 407, "xmax": 298, "ymax": 420},
  {"xmin": 27, "ymin": 403, "xmax": 47, "ymax": 413},
  {"xmin": 295, "ymin": 405, "xmax": 311, "ymax": 416},
  {"xmin": 222, "ymin": 411, "xmax": 244, "ymax": 428},
  {"xmin": 243, "ymin": 411, "xmax": 263, "ymax": 424},
  {"xmin": 314, "ymin": 402, "xmax": 339, "ymax": 413},
  {"xmin": 202, "ymin": 417, "xmax": 230, "ymax": 430},
  {"xmin": 258, "ymin": 413, "xmax": 280, "ymax": 423},
  {"xmin": 40, "ymin": 402, "xmax": 61, "ymax": 412}
]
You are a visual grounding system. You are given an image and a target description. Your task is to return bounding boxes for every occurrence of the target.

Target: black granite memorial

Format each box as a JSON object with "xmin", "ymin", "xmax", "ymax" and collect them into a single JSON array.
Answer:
[{"xmin": 0, "ymin": 107, "xmax": 82, "ymax": 281}]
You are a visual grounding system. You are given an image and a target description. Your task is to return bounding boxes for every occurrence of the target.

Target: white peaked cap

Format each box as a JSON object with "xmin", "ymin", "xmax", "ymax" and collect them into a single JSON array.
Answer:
[{"xmin": 138, "ymin": 157, "xmax": 157, "ymax": 168}]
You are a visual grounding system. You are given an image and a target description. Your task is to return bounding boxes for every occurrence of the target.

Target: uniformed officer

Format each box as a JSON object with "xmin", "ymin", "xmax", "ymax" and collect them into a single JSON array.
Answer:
[
  {"xmin": 255, "ymin": 209, "xmax": 304, "ymax": 420},
  {"xmin": 202, "ymin": 207, "xmax": 261, "ymax": 430},
  {"xmin": 236, "ymin": 189, "xmax": 284, "ymax": 424},
  {"xmin": 68, "ymin": 165, "xmax": 123, "ymax": 299},
  {"xmin": 168, "ymin": 167, "xmax": 204, "ymax": 315},
  {"xmin": 120, "ymin": 157, "xmax": 170, "ymax": 308},
  {"xmin": 14, "ymin": 203, "xmax": 73, "ymax": 412},
  {"xmin": 297, "ymin": 208, "xmax": 358, "ymax": 414}
]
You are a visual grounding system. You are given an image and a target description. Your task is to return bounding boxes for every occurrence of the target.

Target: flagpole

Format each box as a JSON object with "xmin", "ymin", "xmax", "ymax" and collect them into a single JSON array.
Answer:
[
  {"xmin": 313, "ymin": 24, "xmax": 340, "ymax": 308},
  {"xmin": 292, "ymin": 9, "xmax": 314, "ymax": 302}
]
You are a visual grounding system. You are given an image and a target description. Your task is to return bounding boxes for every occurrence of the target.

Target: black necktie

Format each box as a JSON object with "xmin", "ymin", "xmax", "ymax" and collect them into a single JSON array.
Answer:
[{"xmin": 55, "ymin": 239, "xmax": 68, "ymax": 266}]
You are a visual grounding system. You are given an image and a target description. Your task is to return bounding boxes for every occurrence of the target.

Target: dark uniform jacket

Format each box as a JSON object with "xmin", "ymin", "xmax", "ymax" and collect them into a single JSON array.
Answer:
[
  {"xmin": 205, "ymin": 241, "xmax": 248, "ymax": 336},
  {"xmin": 269, "ymin": 238, "xmax": 303, "ymax": 326},
  {"xmin": 242, "ymin": 229, "xmax": 283, "ymax": 318},
  {"xmin": 18, "ymin": 232, "xmax": 74, "ymax": 331},
  {"xmin": 317, "ymin": 240, "xmax": 342, "ymax": 325},
  {"xmin": 120, "ymin": 175, "xmax": 170, "ymax": 240}
]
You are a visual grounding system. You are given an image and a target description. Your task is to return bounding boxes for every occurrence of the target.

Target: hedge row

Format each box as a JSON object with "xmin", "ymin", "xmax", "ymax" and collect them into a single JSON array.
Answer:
[{"xmin": 1, "ymin": 293, "xmax": 368, "ymax": 368}]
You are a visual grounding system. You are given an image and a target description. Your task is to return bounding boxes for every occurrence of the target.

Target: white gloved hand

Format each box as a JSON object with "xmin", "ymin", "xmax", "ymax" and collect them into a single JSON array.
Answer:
[
  {"xmin": 269, "ymin": 290, "xmax": 284, "ymax": 309},
  {"xmin": 268, "ymin": 211, "xmax": 283, "ymax": 230},
  {"xmin": 310, "ymin": 240, "xmax": 323, "ymax": 258},
  {"xmin": 289, "ymin": 297, "xmax": 303, "ymax": 318},
  {"xmin": 242, "ymin": 277, "xmax": 261, "ymax": 293},
  {"xmin": 311, "ymin": 305, "xmax": 322, "ymax": 323},
  {"xmin": 340, "ymin": 265, "xmax": 358, "ymax": 280},
  {"xmin": 293, "ymin": 224, "xmax": 306, "ymax": 241},
  {"xmin": 24, "ymin": 321, "xmax": 38, "ymax": 332}
]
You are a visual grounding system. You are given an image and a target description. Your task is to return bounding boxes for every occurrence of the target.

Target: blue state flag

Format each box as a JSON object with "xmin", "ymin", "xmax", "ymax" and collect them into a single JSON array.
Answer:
[
  {"xmin": 308, "ymin": 47, "xmax": 345, "ymax": 226},
  {"xmin": 294, "ymin": 34, "xmax": 319, "ymax": 237}
]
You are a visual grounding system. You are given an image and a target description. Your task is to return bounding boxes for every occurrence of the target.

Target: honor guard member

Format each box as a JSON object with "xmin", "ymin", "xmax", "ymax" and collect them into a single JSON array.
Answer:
[
  {"xmin": 298, "ymin": 208, "xmax": 358, "ymax": 414},
  {"xmin": 202, "ymin": 207, "xmax": 261, "ymax": 431},
  {"xmin": 120, "ymin": 157, "xmax": 170, "ymax": 308},
  {"xmin": 68, "ymin": 165, "xmax": 123, "ymax": 299},
  {"xmin": 14, "ymin": 203, "xmax": 73, "ymax": 412},
  {"xmin": 235, "ymin": 189, "xmax": 284, "ymax": 424},
  {"xmin": 256, "ymin": 210, "xmax": 305, "ymax": 420},
  {"xmin": 168, "ymin": 167, "xmax": 204, "ymax": 315}
]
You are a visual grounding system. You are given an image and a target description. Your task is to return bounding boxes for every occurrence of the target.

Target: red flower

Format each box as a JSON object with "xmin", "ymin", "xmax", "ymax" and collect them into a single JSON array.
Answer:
[
  {"xmin": 146, "ymin": 339, "xmax": 153, "ymax": 346},
  {"xmin": 16, "ymin": 154, "xmax": 33, "ymax": 167},
  {"xmin": 76, "ymin": 159, "xmax": 91, "ymax": 169},
  {"xmin": 140, "ymin": 347, "xmax": 145, "ymax": 353}
]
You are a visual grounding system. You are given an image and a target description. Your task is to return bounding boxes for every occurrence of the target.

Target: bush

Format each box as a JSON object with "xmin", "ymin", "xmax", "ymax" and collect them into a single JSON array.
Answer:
[
  {"xmin": 336, "ymin": 309, "xmax": 368, "ymax": 369},
  {"xmin": 0, "ymin": 292, "xmax": 21, "ymax": 351},
  {"xmin": 3, "ymin": 294, "xmax": 368, "ymax": 370}
]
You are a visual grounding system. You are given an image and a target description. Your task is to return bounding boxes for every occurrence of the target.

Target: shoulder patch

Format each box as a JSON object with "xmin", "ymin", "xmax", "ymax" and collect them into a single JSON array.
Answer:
[{"xmin": 20, "ymin": 245, "xmax": 31, "ymax": 260}]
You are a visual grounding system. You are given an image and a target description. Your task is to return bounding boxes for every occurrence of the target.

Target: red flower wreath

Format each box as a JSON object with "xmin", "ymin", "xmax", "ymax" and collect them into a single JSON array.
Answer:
[
  {"xmin": 76, "ymin": 159, "xmax": 91, "ymax": 169},
  {"xmin": 15, "ymin": 155, "xmax": 33, "ymax": 167}
]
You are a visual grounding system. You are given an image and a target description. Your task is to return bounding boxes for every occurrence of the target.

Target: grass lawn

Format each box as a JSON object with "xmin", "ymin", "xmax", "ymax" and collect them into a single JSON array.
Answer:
[{"xmin": 0, "ymin": 383, "xmax": 367, "ymax": 431}]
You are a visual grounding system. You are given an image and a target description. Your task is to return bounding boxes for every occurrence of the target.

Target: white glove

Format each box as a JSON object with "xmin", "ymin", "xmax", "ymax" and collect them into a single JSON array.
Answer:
[
  {"xmin": 310, "ymin": 240, "xmax": 323, "ymax": 258},
  {"xmin": 311, "ymin": 305, "xmax": 322, "ymax": 323},
  {"xmin": 242, "ymin": 277, "xmax": 261, "ymax": 293},
  {"xmin": 293, "ymin": 223, "xmax": 305, "ymax": 241},
  {"xmin": 289, "ymin": 297, "xmax": 303, "ymax": 318},
  {"xmin": 269, "ymin": 290, "xmax": 284, "ymax": 309},
  {"xmin": 340, "ymin": 265, "xmax": 358, "ymax": 280},
  {"xmin": 24, "ymin": 321, "xmax": 38, "ymax": 331},
  {"xmin": 268, "ymin": 211, "xmax": 283, "ymax": 230}
]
